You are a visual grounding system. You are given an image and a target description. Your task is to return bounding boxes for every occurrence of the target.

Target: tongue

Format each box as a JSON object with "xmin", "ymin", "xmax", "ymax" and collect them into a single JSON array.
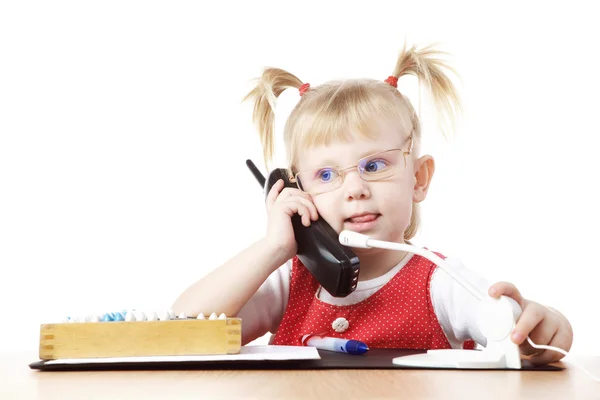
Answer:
[{"xmin": 349, "ymin": 214, "xmax": 378, "ymax": 223}]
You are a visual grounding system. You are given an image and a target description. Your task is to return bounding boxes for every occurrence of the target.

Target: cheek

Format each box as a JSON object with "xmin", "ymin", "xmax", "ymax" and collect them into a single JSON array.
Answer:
[
  {"xmin": 311, "ymin": 194, "xmax": 341, "ymax": 228},
  {"xmin": 378, "ymin": 181, "xmax": 414, "ymax": 221}
]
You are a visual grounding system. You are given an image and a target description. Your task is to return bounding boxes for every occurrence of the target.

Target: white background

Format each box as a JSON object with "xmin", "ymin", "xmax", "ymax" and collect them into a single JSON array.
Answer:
[{"xmin": 1, "ymin": 0, "xmax": 599, "ymax": 357}]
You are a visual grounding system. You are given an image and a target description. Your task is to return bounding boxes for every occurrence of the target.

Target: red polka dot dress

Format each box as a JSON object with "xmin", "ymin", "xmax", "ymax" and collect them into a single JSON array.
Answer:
[{"xmin": 271, "ymin": 254, "xmax": 475, "ymax": 350}]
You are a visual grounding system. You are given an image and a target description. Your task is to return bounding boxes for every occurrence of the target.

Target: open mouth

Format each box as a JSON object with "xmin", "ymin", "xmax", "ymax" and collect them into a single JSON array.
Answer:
[
  {"xmin": 344, "ymin": 213, "xmax": 381, "ymax": 232},
  {"xmin": 345, "ymin": 214, "xmax": 380, "ymax": 223}
]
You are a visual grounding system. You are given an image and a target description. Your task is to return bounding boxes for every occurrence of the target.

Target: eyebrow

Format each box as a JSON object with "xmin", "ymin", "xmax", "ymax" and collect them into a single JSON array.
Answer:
[
  {"xmin": 310, "ymin": 146, "xmax": 400, "ymax": 168},
  {"xmin": 305, "ymin": 135, "xmax": 413, "ymax": 169}
]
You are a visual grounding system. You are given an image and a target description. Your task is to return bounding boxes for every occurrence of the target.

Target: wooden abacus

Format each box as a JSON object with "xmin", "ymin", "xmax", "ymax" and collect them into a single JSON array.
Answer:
[{"xmin": 38, "ymin": 311, "xmax": 242, "ymax": 360}]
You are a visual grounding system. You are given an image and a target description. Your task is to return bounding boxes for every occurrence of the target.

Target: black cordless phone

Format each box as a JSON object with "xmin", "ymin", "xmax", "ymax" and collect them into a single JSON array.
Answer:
[{"xmin": 246, "ymin": 159, "xmax": 360, "ymax": 297}]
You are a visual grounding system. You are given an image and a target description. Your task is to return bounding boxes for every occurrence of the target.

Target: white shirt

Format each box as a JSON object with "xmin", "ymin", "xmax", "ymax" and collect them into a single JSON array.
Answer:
[{"xmin": 238, "ymin": 255, "xmax": 492, "ymax": 348}]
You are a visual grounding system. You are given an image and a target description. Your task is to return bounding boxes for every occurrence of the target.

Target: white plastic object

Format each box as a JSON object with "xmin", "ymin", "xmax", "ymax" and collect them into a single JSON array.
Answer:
[
  {"xmin": 339, "ymin": 229, "xmax": 371, "ymax": 248},
  {"xmin": 392, "ymin": 295, "xmax": 522, "ymax": 369},
  {"xmin": 339, "ymin": 230, "xmax": 522, "ymax": 370},
  {"xmin": 339, "ymin": 230, "xmax": 486, "ymax": 300}
]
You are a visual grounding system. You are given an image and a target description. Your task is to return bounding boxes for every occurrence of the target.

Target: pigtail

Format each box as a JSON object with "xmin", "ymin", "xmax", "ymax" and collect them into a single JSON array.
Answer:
[
  {"xmin": 389, "ymin": 43, "xmax": 461, "ymax": 138},
  {"xmin": 243, "ymin": 68, "xmax": 304, "ymax": 169},
  {"xmin": 387, "ymin": 43, "xmax": 461, "ymax": 241}
]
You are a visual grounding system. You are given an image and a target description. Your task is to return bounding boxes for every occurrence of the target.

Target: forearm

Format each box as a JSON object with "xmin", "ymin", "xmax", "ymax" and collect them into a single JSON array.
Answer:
[{"xmin": 171, "ymin": 238, "xmax": 289, "ymax": 318}]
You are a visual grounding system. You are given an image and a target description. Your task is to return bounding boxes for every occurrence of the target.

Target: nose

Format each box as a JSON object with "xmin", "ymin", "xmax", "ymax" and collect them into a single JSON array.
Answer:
[{"xmin": 342, "ymin": 169, "xmax": 370, "ymax": 200}]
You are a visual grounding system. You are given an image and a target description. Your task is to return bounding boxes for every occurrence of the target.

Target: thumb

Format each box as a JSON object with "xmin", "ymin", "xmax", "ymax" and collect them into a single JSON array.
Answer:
[{"xmin": 488, "ymin": 281, "xmax": 525, "ymax": 308}]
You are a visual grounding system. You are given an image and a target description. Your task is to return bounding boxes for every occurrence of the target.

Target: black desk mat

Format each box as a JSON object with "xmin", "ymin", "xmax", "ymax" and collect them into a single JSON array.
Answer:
[{"xmin": 29, "ymin": 349, "xmax": 563, "ymax": 371}]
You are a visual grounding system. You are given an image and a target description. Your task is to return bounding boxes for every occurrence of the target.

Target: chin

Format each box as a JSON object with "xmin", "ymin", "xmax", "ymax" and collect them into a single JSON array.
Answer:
[
  {"xmin": 349, "ymin": 246, "xmax": 377, "ymax": 255},
  {"xmin": 350, "ymin": 245, "xmax": 394, "ymax": 259},
  {"xmin": 366, "ymin": 230, "xmax": 405, "ymax": 243}
]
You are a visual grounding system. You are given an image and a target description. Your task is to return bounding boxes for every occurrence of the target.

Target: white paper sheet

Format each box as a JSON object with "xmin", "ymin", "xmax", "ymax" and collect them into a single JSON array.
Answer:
[{"xmin": 44, "ymin": 345, "xmax": 321, "ymax": 365}]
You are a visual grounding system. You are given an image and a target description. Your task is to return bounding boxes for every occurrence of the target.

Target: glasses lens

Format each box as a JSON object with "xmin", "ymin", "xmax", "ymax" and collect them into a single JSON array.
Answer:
[
  {"xmin": 358, "ymin": 150, "xmax": 403, "ymax": 180},
  {"xmin": 296, "ymin": 167, "xmax": 341, "ymax": 194}
]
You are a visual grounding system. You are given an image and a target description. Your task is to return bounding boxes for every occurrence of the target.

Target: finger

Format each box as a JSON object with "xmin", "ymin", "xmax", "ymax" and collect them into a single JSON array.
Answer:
[
  {"xmin": 294, "ymin": 203, "xmax": 314, "ymax": 227},
  {"xmin": 300, "ymin": 196, "xmax": 319, "ymax": 221},
  {"xmin": 298, "ymin": 204, "xmax": 312, "ymax": 227},
  {"xmin": 281, "ymin": 195, "xmax": 319, "ymax": 221},
  {"xmin": 518, "ymin": 319, "xmax": 558, "ymax": 356},
  {"xmin": 277, "ymin": 187, "xmax": 314, "ymax": 202},
  {"xmin": 488, "ymin": 281, "xmax": 525, "ymax": 307},
  {"xmin": 280, "ymin": 201, "xmax": 312, "ymax": 227},
  {"xmin": 266, "ymin": 179, "xmax": 285, "ymax": 209},
  {"xmin": 291, "ymin": 202, "xmax": 309, "ymax": 226},
  {"xmin": 511, "ymin": 305, "xmax": 546, "ymax": 345},
  {"xmin": 528, "ymin": 316, "xmax": 573, "ymax": 364},
  {"xmin": 528, "ymin": 330, "xmax": 571, "ymax": 365},
  {"xmin": 272, "ymin": 188, "xmax": 302, "ymax": 207}
]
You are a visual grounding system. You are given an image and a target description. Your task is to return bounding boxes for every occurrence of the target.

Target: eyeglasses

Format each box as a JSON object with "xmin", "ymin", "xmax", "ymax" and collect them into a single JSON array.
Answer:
[{"xmin": 291, "ymin": 134, "xmax": 413, "ymax": 195}]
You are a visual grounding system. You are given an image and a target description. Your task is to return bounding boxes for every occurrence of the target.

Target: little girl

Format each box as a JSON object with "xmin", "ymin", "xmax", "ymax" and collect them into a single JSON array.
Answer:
[{"xmin": 172, "ymin": 43, "xmax": 573, "ymax": 365}]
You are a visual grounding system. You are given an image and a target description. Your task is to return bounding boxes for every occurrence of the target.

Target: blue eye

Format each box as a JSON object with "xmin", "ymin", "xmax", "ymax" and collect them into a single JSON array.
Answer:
[
  {"xmin": 364, "ymin": 160, "xmax": 388, "ymax": 173},
  {"xmin": 317, "ymin": 168, "xmax": 338, "ymax": 182}
]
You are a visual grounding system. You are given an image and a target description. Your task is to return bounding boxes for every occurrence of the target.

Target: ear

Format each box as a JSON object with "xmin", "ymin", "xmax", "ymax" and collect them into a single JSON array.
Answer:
[{"xmin": 412, "ymin": 155, "xmax": 435, "ymax": 203}]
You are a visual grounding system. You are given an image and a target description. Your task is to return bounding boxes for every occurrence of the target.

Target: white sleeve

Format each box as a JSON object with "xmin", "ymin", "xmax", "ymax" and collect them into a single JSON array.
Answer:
[
  {"xmin": 430, "ymin": 257, "xmax": 492, "ymax": 349},
  {"xmin": 236, "ymin": 259, "xmax": 291, "ymax": 345}
]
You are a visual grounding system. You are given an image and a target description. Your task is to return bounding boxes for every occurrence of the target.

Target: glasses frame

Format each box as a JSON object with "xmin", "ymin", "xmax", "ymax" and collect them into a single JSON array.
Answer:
[{"xmin": 290, "ymin": 133, "xmax": 414, "ymax": 194}]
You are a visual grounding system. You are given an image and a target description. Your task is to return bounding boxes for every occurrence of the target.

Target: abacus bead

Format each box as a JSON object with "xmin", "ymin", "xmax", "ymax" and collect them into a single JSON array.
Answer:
[
  {"xmin": 134, "ymin": 311, "xmax": 147, "ymax": 321},
  {"xmin": 158, "ymin": 311, "xmax": 170, "ymax": 321}
]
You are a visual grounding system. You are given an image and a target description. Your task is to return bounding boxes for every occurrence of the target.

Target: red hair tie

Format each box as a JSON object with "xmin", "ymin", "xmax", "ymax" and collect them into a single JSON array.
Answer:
[
  {"xmin": 384, "ymin": 76, "xmax": 398, "ymax": 88},
  {"xmin": 299, "ymin": 83, "xmax": 310, "ymax": 96}
]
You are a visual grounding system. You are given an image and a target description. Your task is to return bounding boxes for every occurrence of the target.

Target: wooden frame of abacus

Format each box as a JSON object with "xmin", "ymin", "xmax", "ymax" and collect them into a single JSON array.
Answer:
[{"xmin": 38, "ymin": 318, "xmax": 242, "ymax": 360}]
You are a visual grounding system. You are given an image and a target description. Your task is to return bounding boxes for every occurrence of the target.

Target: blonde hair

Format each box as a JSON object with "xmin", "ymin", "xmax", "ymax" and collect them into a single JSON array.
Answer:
[{"xmin": 244, "ymin": 43, "xmax": 461, "ymax": 240}]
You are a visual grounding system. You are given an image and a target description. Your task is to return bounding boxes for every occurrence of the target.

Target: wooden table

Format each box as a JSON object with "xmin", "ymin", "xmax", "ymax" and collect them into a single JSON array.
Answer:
[{"xmin": 2, "ymin": 352, "xmax": 599, "ymax": 399}]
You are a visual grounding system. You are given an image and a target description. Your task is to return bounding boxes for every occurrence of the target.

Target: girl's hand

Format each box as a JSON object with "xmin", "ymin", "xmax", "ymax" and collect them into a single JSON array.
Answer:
[
  {"xmin": 488, "ymin": 282, "xmax": 574, "ymax": 364},
  {"xmin": 264, "ymin": 179, "xmax": 319, "ymax": 261}
]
